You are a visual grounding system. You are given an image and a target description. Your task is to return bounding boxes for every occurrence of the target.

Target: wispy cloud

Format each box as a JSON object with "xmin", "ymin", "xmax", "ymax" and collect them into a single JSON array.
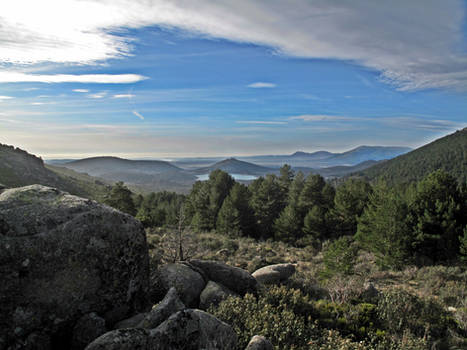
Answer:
[
  {"xmin": 113, "ymin": 94, "xmax": 135, "ymax": 99},
  {"xmin": 380, "ymin": 116, "xmax": 464, "ymax": 131},
  {"xmin": 0, "ymin": 1, "xmax": 465, "ymax": 90},
  {"xmin": 87, "ymin": 92, "xmax": 107, "ymax": 99},
  {"xmin": 0, "ymin": 72, "xmax": 147, "ymax": 84},
  {"xmin": 0, "ymin": 95, "xmax": 13, "ymax": 100},
  {"xmin": 132, "ymin": 110, "xmax": 144, "ymax": 120},
  {"xmin": 288, "ymin": 114, "xmax": 355, "ymax": 122},
  {"xmin": 73, "ymin": 89, "xmax": 89, "ymax": 93},
  {"xmin": 247, "ymin": 82, "xmax": 276, "ymax": 88},
  {"xmin": 236, "ymin": 120, "xmax": 287, "ymax": 125}
]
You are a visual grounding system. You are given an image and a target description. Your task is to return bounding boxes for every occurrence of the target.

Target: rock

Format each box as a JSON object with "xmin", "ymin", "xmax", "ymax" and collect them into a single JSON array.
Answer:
[
  {"xmin": 85, "ymin": 329, "xmax": 149, "ymax": 350},
  {"xmin": 114, "ymin": 313, "xmax": 146, "ymax": 330},
  {"xmin": 199, "ymin": 281, "xmax": 238, "ymax": 310},
  {"xmin": 138, "ymin": 287, "xmax": 185, "ymax": 329},
  {"xmin": 245, "ymin": 335, "xmax": 273, "ymax": 350},
  {"xmin": 0, "ymin": 185, "xmax": 150, "ymax": 348},
  {"xmin": 252, "ymin": 263, "xmax": 296, "ymax": 285},
  {"xmin": 149, "ymin": 309, "xmax": 237, "ymax": 350},
  {"xmin": 361, "ymin": 282, "xmax": 379, "ymax": 300},
  {"xmin": 71, "ymin": 313, "xmax": 107, "ymax": 350},
  {"xmin": 188, "ymin": 259, "xmax": 257, "ymax": 296},
  {"xmin": 152, "ymin": 263, "xmax": 205, "ymax": 307}
]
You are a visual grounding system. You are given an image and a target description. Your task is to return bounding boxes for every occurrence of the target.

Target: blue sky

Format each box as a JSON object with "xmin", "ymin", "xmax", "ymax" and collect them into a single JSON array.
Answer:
[{"xmin": 1, "ymin": 0, "xmax": 466, "ymax": 158}]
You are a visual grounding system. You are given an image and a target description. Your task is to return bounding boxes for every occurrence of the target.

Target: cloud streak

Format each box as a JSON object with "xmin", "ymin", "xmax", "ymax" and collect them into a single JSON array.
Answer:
[
  {"xmin": 236, "ymin": 120, "xmax": 286, "ymax": 125},
  {"xmin": 0, "ymin": 1, "xmax": 466, "ymax": 90},
  {"xmin": 247, "ymin": 82, "xmax": 276, "ymax": 88},
  {"xmin": 0, "ymin": 72, "xmax": 147, "ymax": 84},
  {"xmin": 132, "ymin": 111, "xmax": 144, "ymax": 120}
]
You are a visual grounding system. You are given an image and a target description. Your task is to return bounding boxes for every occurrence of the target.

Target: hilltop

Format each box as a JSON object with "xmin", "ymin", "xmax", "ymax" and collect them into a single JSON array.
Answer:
[
  {"xmin": 355, "ymin": 128, "xmax": 467, "ymax": 184},
  {"xmin": 193, "ymin": 158, "xmax": 273, "ymax": 176},
  {"xmin": 0, "ymin": 143, "xmax": 109, "ymax": 200}
]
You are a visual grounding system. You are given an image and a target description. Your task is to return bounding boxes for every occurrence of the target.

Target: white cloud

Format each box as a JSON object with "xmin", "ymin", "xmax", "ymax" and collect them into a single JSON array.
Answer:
[
  {"xmin": 0, "ymin": 72, "xmax": 147, "ymax": 84},
  {"xmin": 236, "ymin": 120, "xmax": 286, "ymax": 125},
  {"xmin": 73, "ymin": 89, "xmax": 89, "ymax": 93},
  {"xmin": 289, "ymin": 114, "xmax": 355, "ymax": 122},
  {"xmin": 0, "ymin": 96, "xmax": 13, "ymax": 100},
  {"xmin": 0, "ymin": 1, "xmax": 465, "ymax": 90},
  {"xmin": 87, "ymin": 92, "xmax": 107, "ymax": 99},
  {"xmin": 132, "ymin": 110, "xmax": 144, "ymax": 120},
  {"xmin": 247, "ymin": 82, "xmax": 276, "ymax": 88},
  {"xmin": 113, "ymin": 94, "xmax": 135, "ymax": 98}
]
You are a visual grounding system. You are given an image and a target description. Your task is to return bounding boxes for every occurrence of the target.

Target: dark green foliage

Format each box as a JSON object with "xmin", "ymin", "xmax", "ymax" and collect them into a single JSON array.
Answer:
[
  {"xmin": 135, "ymin": 191, "xmax": 185, "ymax": 227},
  {"xmin": 460, "ymin": 226, "xmax": 467, "ymax": 263},
  {"xmin": 104, "ymin": 181, "xmax": 136, "ymax": 216},
  {"xmin": 208, "ymin": 169, "xmax": 235, "ymax": 220},
  {"xmin": 356, "ymin": 182, "xmax": 412, "ymax": 269},
  {"xmin": 407, "ymin": 170, "xmax": 464, "ymax": 263},
  {"xmin": 332, "ymin": 178, "xmax": 372, "ymax": 236},
  {"xmin": 322, "ymin": 236, "xmax": 359, "ymax": 277},
  {"xmin": 357, "ymin": 128, "xmax": 467, "ymax": 184},
  {"xmin": 274, "ymin": 204, "xmax": 303, "ymax": 242},
  {"xmin": 249, "ymin": 174, "xmax": 285, "ymax": 237}
]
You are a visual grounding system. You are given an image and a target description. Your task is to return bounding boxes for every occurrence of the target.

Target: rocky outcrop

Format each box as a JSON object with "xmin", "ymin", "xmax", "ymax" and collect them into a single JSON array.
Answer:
[
  {"xmin": 149, "ymin": 309, "xmax": 237, "ymax": 350},
  {"xmin": 138, "ymin": 287, "xmax": 185, "ymax": 329},
  {"xmin": 245, "ymin": 335, "xmax": 273, "ymax": 350},
  {"xmin": 71, "ymin": 313, "xmax": 107, "ymax": 350},
  {"xmin": 86, "ymin": 309, "xmax": 236, "ymax": 350},
  {"xmin": 199, "ymin": 281, "xmax": 238, "ymax": 310},
  {"xmin": 114, "ymin": 313, "xmax": 146, "ymax": 330},
  {"xmin": 252, "ymin": 263, "xmax": 296, "ymax": 285},
  {"xmin": 151, "ymin": 263, "xmax": 206, "ymax": 307},
  {"xmin": 188, "ymin": 259, "xmax": 257, "ymax": 296},
  {"xmin": 0, "ymin": 185, "xmax": 150, "ymax": 349}
]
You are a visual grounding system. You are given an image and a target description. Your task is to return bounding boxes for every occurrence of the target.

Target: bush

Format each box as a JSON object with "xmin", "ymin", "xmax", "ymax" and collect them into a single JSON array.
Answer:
[{"xmin": 321, "ymin": 237, "xmax": 359, "ymax": 279}]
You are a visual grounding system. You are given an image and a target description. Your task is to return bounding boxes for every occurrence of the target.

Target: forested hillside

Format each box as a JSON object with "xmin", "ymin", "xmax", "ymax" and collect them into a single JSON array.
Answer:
[{"xmin": 355, "ymin": 128, "xmax": 467, "ymax": 184}]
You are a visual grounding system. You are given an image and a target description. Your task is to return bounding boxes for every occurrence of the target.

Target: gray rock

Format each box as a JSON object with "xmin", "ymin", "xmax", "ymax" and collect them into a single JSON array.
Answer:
[
  {"xmin": 199, "ymin": 281, "xmax": 238, "ymax": 310},
  {"xmin": 0, "ymin": 185, "xmax": 150, "ymax": 348},
  {"xmin": 152, "ymin": 263, "xmax": 205, "ymax": 307},
  {"xmin": 85, "ymin": 329, "xmax": 149, "ymax": 350},
  {"xmin": 245, "ymin": 335, "xmax": 273, "ymax": 350},
  {"xmin": 252, "ymin": 263, "xmax": 296, "ymax": 285},
  {"xmin": 138, "ymin": 287, "xmax": 185, "ymax": 329},
  {"xmin": 361, "ymin": 282, "xmax": 379, "ymax": 300},
  {"xmin": 71, "ymin": 313, "xmax": 107, "ymax": 350},
  {"xmin": 114, "ymin": 313, "xmax": 146, "ymax": 330},
  {"xmin": 188, "ymin": 259, "xmax": 257, "ymax": 296},
  {"xmin": 149, "ymin": 309, "xmax": 237, "ymax": 350}
]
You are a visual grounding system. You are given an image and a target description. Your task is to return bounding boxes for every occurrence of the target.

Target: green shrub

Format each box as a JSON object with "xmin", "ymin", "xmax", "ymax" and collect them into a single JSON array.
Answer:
[{"xmin": 321, "ymin": 237, "xmax": 359, "ymax": 278}]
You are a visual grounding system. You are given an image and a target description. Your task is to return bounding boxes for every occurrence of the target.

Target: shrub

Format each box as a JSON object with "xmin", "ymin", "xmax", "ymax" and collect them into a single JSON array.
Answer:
[{"xmin": 321, "ymin": 236, "xmax": 359, "ymax": 279}]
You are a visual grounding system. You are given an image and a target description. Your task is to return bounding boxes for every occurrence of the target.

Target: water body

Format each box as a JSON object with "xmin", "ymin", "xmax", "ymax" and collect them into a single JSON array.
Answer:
[{"xmin": 196, "ymin": 173, "xmax": 258, "ymax": 181}]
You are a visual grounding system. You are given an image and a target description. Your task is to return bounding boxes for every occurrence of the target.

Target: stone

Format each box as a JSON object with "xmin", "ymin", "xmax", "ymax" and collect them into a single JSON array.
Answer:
[
  {"xmin": 137, "ymin": 287, "xmax": 185, "ymax": 329},
  {"xmin": 151, "ymin": 263, "xmax": 205, "ymax": 307},
  {"xmin": 149, "ymin": 309, "xmax": 237, "ymax": 350},
  {"xmin": 199, "ymin": 281, "xmax": 238, "ymax": 310},
  {"xmin": 85, "ymin": 329, "xmax": 149, "ymax": 350},
  {"xmin": 245, "ymin": 335, "xmax": 273, "ymax": 350},
  {"xmin": 0, "ymin": 185, "xmax": 150, "ymax": 348},
  {"xmin": 188, "ymin": 259, "xmax": 257, "ymax": 296},
  {"xmin": 71, "ymin": 313, "xmax": 107, "ymax": 350},
  {"xmin": 361, "ymin": 282, "xmax": 379, "ymax": 300},
  {"xmin": 114, "ymin": 313, "xmax": 146, "ymax": 330},
  {"xmin": 252, "ymin": 263, "xmax": 296, "ymax": 285}
]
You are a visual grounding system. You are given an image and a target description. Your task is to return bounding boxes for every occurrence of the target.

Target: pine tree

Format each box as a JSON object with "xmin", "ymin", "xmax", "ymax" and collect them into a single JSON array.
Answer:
[{"xmin": 104, "ymin": 181, "xmax": 136, "ymax": 216}]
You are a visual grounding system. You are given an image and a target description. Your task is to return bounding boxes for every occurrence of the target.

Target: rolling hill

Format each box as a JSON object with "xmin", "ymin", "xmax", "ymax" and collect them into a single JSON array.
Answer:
[
  {"xmin": 355, "ymin": 128, "xmax": 467, "ymax": 184},
  {"xmin": 193, "ymin": 158, "xmax": 274, "ymax": 176},
  {"xmin": 0, "ymin": 143, "xmax": 110, "ymax": 200}
]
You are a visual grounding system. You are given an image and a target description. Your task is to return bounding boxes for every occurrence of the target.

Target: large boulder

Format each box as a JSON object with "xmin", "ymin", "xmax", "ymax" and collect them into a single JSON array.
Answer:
[
  {"xmin": 0, "ymin": 185, "xmax": 150, "ymax": 349},
  {"xmin": 151, "ymin": 263, "xmax": 205, "ymax": 307},
  {"xmin": 149, "ymin": 309, "xmax": 237, "ymax": 350},
  {"xmin": 252, "ymin": 263, "xmax": 296, "ymax": 285},
  {"xmin": 138, "ymin": 287, "xmax": 185, "ymax": 329},
  {"xmin": 71, "ymin": 313, "xmax": 107, "ymax": 350},
  {"xmin": 85, "ymin": 329, "xmax": 149, "ymax": 350},
  {"xmin": 188, "ymin": 260, "xmax": 257, "ymax": 296},
  {"xmin": 245, "ymin": 335, "xmax": 273, "ymax": 350},
  {"xmin": 199, "ymin": 281, "xmax": 238, "ymax": 310}
]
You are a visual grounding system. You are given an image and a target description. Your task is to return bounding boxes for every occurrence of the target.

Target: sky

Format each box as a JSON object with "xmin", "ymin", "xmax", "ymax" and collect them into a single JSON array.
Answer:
[{"xmin": 1, "ymin": 0, "xmax": 466, "ymax": 159}]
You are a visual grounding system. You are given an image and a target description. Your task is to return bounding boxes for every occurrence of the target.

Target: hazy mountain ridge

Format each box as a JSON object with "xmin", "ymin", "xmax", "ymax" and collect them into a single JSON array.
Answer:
[
  {"xmin": 354, "ymin": 128, "xmax": 467, "ymax": 184},
  {"xmin": 192, "ymin": 158, "xmax": 274, "ymax": 176}
]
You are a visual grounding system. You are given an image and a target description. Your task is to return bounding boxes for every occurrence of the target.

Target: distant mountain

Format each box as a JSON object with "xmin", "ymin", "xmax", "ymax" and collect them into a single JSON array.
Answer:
[
  {"xmin": 0, "ymin": 143, "xmax": 109, "ymax": 200},
  {"xmin": 193, "ymin": 158, "xmax": 274, "ymax": 176},
  {"xmin": 239, "ymin": 146, "xmax": 411, "ymax": 168},
  {"xmin": 355, "ymin": 128, "xmax": 467, "ymax": 184},
  {"xmin": 326, "ymin": 146, "xmax": 412, "ymax": 166},
  {"xmin": 63, "ymin": 156, "xmax": 197, "ymax": 192}
]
